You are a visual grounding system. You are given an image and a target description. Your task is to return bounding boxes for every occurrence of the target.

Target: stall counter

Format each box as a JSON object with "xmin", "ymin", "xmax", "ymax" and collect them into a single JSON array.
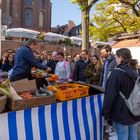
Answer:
[{"xmin": 0, "ymin": 94, "xmax": 103, "ymax": 140}]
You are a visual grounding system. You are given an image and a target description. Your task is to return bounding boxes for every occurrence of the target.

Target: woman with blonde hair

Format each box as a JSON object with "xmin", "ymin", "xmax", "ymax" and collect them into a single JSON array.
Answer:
[{"xmin": 84, "ymin": 54, "xmax": 102, "ymax": 85}]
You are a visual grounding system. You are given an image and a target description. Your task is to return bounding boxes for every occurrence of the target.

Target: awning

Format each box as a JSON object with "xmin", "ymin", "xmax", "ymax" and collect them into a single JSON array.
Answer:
[
  {"xmin": 44, "ymin": 32, "xmax": 69, "ymax": 42},
  {"xmin": 6, "ymin": 28, "xmax": 40, "ymax": 39}
]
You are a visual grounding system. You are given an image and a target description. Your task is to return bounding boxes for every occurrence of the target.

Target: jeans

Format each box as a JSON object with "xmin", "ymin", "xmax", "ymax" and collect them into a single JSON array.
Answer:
[{"xmin": 113, "ymin": 122, "xmax": 138, "ymax": 140}]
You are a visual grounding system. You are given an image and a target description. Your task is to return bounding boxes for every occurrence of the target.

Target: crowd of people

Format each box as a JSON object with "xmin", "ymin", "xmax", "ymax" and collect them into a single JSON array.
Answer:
[
  {"xmin": 0, "ymin": 38, "xmax": 140, "ymax": 139},
  {"xmin": 0, "ymin": 54, "xmax": 14, "ymax": 72}
]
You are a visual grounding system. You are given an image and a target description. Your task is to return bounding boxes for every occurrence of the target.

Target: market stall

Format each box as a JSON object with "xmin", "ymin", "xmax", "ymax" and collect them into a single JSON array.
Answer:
[
  {"xmin": 6, "ymin": 28, "xmax": 40, "ymax": 39},
  {"xmin": 0, "ymin": 72, "xmax": 104, "ymax": 140},
  {"xmin": 0, "ymin": 94, "xmax": 103, "ymax": 140}
]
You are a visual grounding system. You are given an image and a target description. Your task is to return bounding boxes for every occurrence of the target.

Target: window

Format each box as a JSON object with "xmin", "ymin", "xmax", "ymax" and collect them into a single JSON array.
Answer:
[
  {"xmin": 76, "ymin": 30, "xmax": 79, "ymax": 35},
  {"xmin": 39, "ymin": 11, "xmax": 44, "ymax": 27},
  {"xmin": 25, "ymin": 8, "xmax": 33, "ymax": 26},
  {"xmin": 24, "ymin": 0, "xmax": 32, "ymax": 6}
]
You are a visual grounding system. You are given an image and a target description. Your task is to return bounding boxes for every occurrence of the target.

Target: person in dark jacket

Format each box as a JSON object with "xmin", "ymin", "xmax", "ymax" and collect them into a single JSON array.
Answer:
[
  {"xmin": 10, "ymin": 39, "xmax": 48, "ymax": 82},
  {"xmin": 103, "ymin": 48, "xmax": 139, "ymax": 140},
  {"xmin": 100, "ymin": 45, "xmax": 117, "ymax": 88},
  {"xmin": 41, "ymin": 51, "xmax": 48, "ymax": 66},
  {"xmin": 74, "ymin": 50, "xmax": 90, "ymax": 82},
  {"xmin": 84, "ymin": 54, "xmax": 102, "ymax": 85},
  {"xmin": 46, "ymin": 51, "xmax": 58, "ymax": 74},
  {"xmin": 1, "ymin": 54, "xmax": 14, "ymax": 72},
  {"xmin": 129, "ymin": 59, "xmax": 140, "ymax": 76},
  {"xmin": 66, "ymin": 55, "xmax": 75, "ymax": 80}
]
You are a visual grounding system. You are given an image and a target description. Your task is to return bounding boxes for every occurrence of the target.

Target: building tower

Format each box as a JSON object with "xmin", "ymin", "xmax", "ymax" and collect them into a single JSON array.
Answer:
[{"xmin": 1, "ymin": 0, "xmax": 51, "ymax": 32}]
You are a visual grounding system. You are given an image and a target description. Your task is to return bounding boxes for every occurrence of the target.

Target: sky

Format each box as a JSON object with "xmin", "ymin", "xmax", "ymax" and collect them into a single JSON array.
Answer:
[
  {"xmin": 51, "ymin": 0, "xmax": 81, "ymax": 27},
  {"xmin": 51, "ymin": 0, "xmax": 102, "ymax": 27}
]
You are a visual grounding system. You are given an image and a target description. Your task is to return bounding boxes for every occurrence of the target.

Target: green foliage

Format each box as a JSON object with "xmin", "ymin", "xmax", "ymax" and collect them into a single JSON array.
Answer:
[
  {"xmin": 70, "ymin": 0, "xmax": 100, "ymax": 11},
  {"xmin": 63, "ymin": 38, "xmax": 73, "ymax": 46},
  {"xmin": 90, "ymin": 0, "xmax": 140, "ymax": 41},
  {"xmin": 70, "ymin": 0, "xmax": 100, "ymax": 10},
  {"xmin": 117, "ymin": 0, "xmax": 140, "ymax": 17},
  {"xmin": 70, "ymin": 0, "xmax": 88, "ymax": 10},
  {"xmin": 58, "ymin": 38, "xmax": 73, "ymax": 46},
  {"xmin": 70, "ymin": 0, "xmax": 99, "ymax": 49},
  {"xmin": 36, "ymin": 32, "xmax": 45, "ymax": 41}
]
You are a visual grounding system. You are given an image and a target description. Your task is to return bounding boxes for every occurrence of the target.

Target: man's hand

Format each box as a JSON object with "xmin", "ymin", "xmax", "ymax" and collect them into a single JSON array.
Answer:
[{"xmin": 46, "ymin": 67, "xmax": 51, "ymax": 72}]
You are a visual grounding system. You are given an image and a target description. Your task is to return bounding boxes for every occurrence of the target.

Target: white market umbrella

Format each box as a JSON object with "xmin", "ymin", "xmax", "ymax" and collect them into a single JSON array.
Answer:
[
  {"xmin": 70, "ymin": 36, "xmax": 82, "ymax": 45},
  {"xmin": 44, "ymin": 32, "xmax": 69, "ymax": 42},
  {"xmin": 6, "ymin": 28, "xmax": 40, "ymax": 39}
]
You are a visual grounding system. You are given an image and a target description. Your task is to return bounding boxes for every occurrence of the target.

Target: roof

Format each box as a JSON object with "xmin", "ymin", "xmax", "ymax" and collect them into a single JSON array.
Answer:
[
  {"xmin": 68, "ymin": 24, "xmax": 82, "ymax": 36},
  {"xmin": 112, "ymin": 39, "xmax": 140, "ymax": 48},
  {"xmin": 113, "ymin": 32, "xmax": 140, "ymax": 41}
]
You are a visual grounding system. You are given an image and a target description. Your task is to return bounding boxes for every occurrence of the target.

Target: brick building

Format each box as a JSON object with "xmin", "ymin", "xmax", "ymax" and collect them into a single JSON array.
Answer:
[
  {"xmin": 1, "ymin": 0, "xmax": 51, "ymax": 32},
  {"xmin": 51, "ymin": 21, "xmax": 82, "ymax": 37}
]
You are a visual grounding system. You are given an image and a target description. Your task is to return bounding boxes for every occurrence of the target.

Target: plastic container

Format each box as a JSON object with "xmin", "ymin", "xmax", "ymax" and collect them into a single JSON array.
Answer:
[
  {"xmin": 48, "ymin": 83, "xmax": 89, "ymax": 101},
  {"xmin": 74, "ymin": 84, "xmax": 89, "ymax": 98}
]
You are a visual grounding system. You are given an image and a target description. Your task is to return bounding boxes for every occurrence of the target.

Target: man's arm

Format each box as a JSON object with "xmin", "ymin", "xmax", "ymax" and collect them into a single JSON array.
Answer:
[{"xmin": 24, "ymin": 49, "xmax": 47, "ymax": 70}]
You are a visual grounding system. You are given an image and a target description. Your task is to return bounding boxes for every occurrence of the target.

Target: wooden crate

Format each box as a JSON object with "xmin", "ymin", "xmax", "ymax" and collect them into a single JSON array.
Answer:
[
  {"xmin": 0, "ymin": 95, "xmax": 7, "ymax": 113},
  {"xmin": 7, "ymin": 79, "xmax": 56, "ymax": 111},
  {"xmin": 7, "ymin": 95, "xmax": 56, "ymax": 111}
]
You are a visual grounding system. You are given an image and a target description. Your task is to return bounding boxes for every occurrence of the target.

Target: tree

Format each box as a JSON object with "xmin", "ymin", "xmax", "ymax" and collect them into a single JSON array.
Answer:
[
  {"xmin": 36, "ymin": 32, "xmax": 46, "ymax": 51},
  {"xmin": 118, "ymin": 0, "xmax": 140, "ymax": 17},
  {"xmin": 36, "ymin": 32, "xmax": 45, "ymax": 41},
  {"xmin": 70, "ymin": 0, "xmax": 99, "ymax": 50},
  {"xmin": 58, "ymin": 38, "xmax": 73, "ymax": 46},
  {"xmin": 90, "ymin": 0, "xmax": 140, "ymax": 41}
]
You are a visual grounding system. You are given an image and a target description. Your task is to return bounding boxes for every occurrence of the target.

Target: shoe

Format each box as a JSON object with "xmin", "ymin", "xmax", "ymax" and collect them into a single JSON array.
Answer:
[{"xmin": 105, "ymin": 125, "xmax": 114, "ymax": 133}]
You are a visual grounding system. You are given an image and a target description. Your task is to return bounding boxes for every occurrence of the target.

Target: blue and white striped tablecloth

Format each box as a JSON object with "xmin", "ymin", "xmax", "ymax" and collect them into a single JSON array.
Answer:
[{"xmin": 0, "ymin": 94, "xmax": 103, "ymax": 140}]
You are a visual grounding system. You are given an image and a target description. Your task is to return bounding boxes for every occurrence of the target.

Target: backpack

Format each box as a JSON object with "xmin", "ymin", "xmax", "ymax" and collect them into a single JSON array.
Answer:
[{"xmin": 115, "ymin": 68, "xmax": 140, "ymax": 116}]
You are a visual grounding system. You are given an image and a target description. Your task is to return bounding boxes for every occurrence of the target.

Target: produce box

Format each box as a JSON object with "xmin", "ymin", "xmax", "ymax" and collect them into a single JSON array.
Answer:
[
  {"xmin": 73, "ymin": 81, "xmax": 104, "ymax": 95},
  {"xmin": 7, "ymin": 79, "xmax": 56, "ymax": 111},
  {"xmin": 73, "ymin": 84, "xmax": 89, "ymax": 98},
  {"xmin": 48, "ymin": 83, "xmax": 89, "ymax": 101}
]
